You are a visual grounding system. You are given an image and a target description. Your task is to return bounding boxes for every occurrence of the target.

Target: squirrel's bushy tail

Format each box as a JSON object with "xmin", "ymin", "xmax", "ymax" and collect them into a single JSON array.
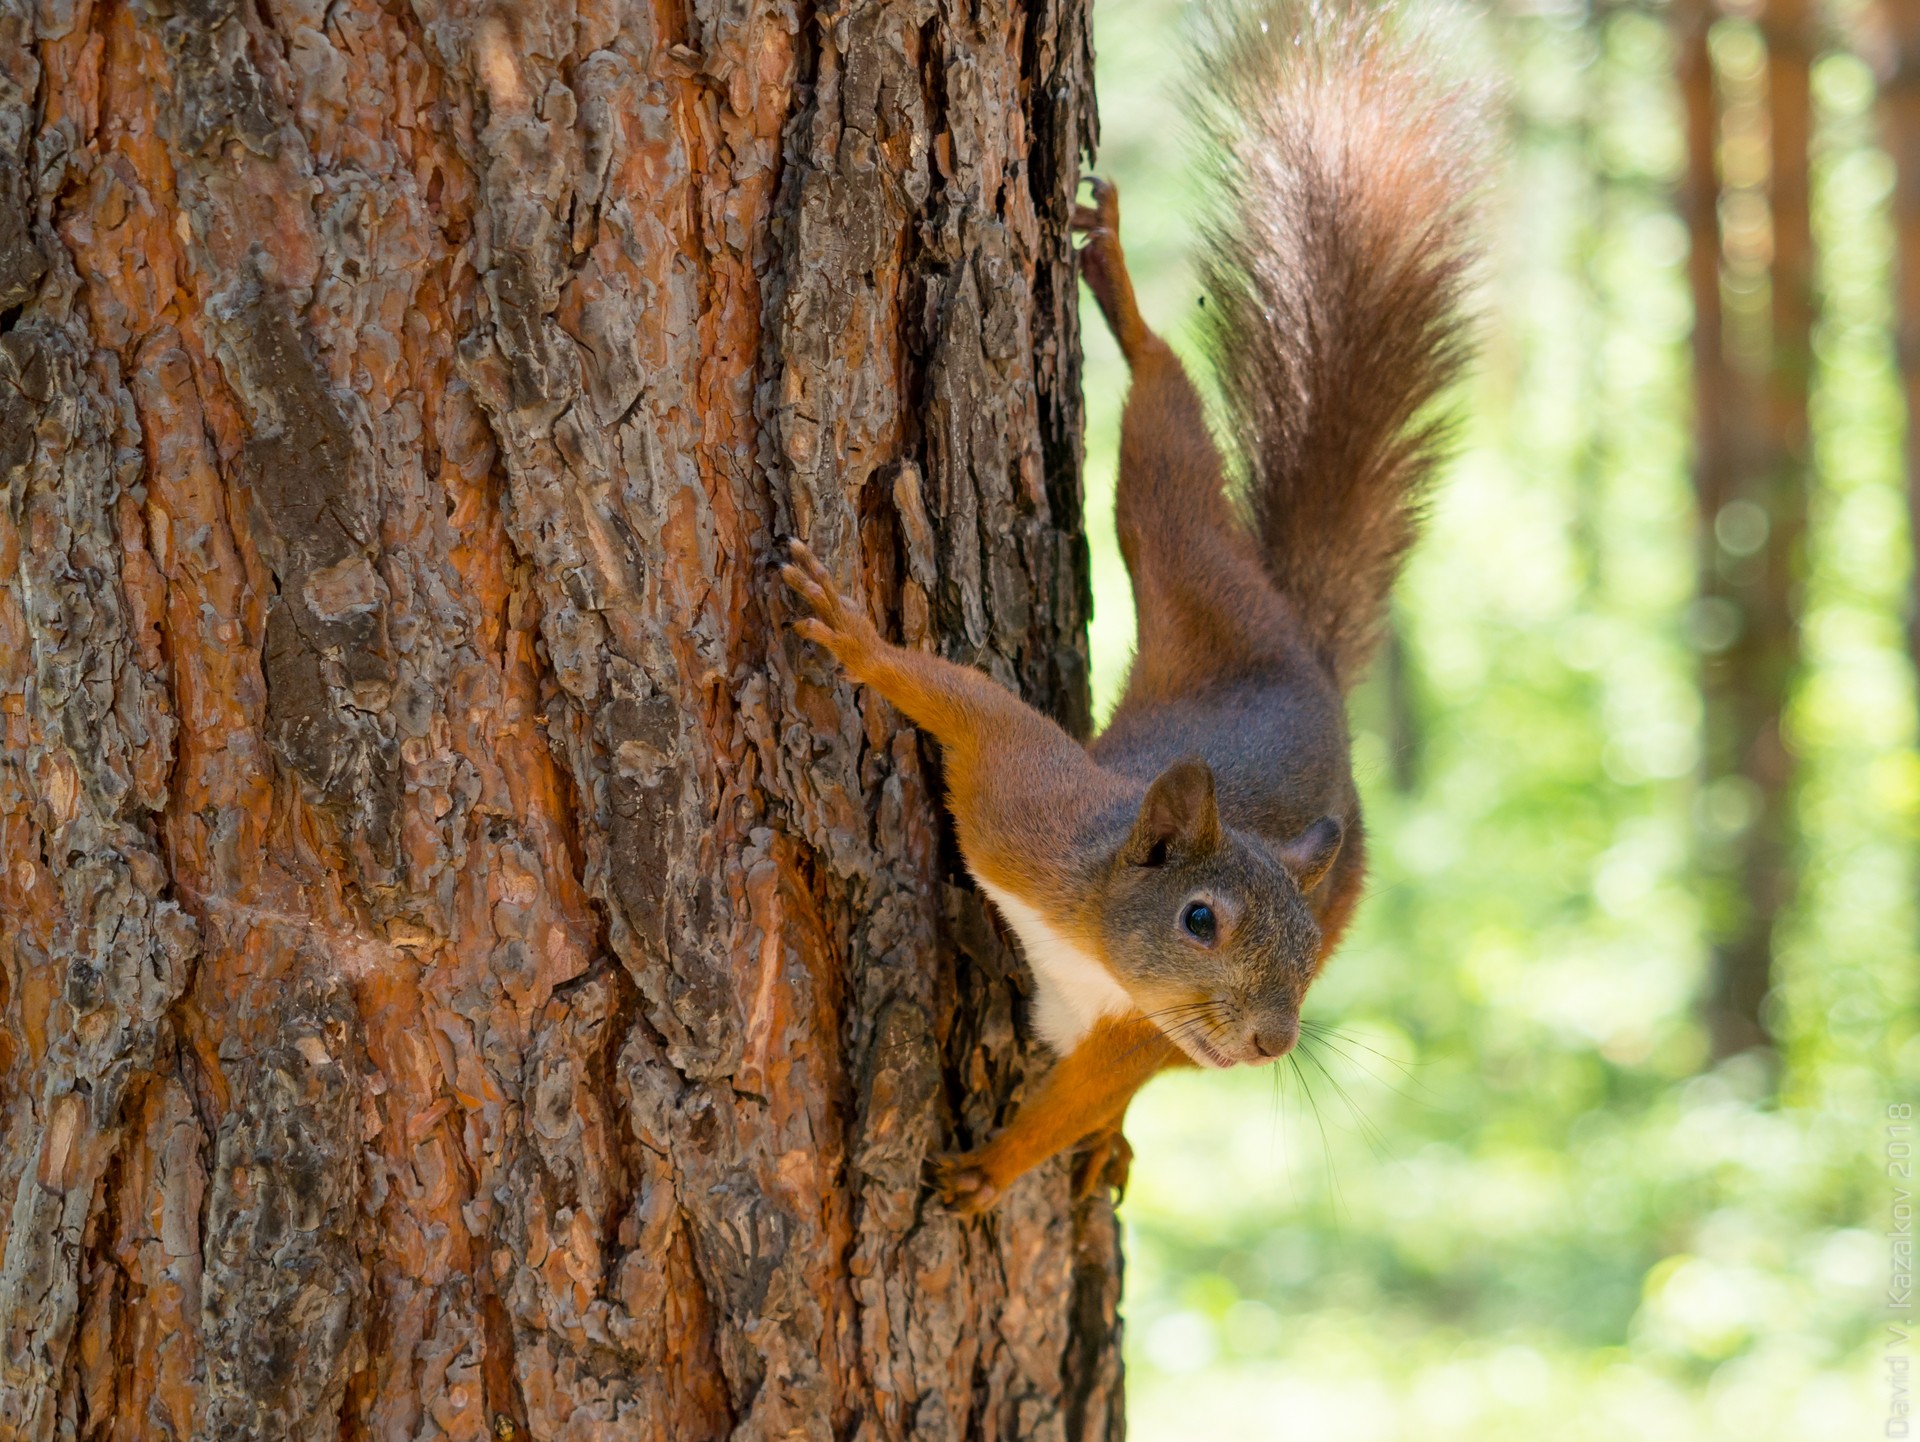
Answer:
[{"xmin": 1194, "ymin": 0, "xmax": 1489, "ymax": 689}]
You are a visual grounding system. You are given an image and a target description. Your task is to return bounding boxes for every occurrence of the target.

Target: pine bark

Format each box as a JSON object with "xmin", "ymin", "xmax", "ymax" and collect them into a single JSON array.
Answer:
[{"xmin": 0, "ymin": 2, "xmax": 1121, "ymax": 1439}]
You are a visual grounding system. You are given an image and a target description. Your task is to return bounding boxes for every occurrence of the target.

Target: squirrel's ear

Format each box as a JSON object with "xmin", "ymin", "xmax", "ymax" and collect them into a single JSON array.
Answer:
[
  {"xmin": 1279, "ymin": 816, "xmax": 1344, "ymax": 891},
  {"xmin": 1123, "ymin": 757, "xmax": 1222, "ymax": 866}
]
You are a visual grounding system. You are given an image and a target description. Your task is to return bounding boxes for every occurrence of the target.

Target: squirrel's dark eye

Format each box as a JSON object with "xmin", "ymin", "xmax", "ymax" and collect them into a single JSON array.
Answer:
[{"xmin": 1180, "ymin": 901, "xmax": 1217, "ymax": 945}]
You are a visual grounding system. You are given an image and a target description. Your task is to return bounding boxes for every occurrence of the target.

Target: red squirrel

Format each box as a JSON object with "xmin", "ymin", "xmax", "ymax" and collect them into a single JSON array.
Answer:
[{"xmin": 784, "ymin": 0, "xmax": 1485, "ymax": 1214}]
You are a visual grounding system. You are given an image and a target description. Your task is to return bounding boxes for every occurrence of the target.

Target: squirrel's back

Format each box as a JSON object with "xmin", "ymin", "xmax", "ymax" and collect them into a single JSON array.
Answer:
[{"xmin": 1194, "ymin": 0, "xmax": 1488, "ymax": 690}]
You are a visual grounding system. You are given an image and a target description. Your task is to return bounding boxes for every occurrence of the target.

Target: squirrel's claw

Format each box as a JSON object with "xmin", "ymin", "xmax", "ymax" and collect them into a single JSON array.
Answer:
[
  {"xmin": 780, "ymin": 538, "xmax": 837, "ymax": 616},
  {"xmin": 929, "ymin": 1152, "xmax": 1001, "ymax": 1218},
  {"xmin": 1072, "ymin": 179, "xmax": 1149, "ymax": 360}
]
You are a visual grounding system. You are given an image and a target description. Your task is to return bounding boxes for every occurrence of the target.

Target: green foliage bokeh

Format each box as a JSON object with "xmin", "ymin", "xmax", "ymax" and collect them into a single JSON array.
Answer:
[{"xmin": 1083, "ymin": 2, "xmax": 1918, "ymax": 1436}]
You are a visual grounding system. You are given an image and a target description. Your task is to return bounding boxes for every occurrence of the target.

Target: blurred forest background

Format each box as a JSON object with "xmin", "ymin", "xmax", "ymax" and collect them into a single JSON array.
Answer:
[{"xmin": 1085, "ymin": 0, "xmax": 1916, "ymax": 1436}]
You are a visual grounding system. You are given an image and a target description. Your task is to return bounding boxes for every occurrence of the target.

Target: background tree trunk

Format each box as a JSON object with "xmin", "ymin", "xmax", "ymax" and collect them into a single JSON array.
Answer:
[
  {"xmin": 1677, "ymin": 0, "xmax": 1810, "ymax": 1060},
  {"xmin": 1882, "ymin": 0, "xmax": 1920, "ymax": 703},
  {"xmin": 0, "ymin": 2, "xmax": 1120, "ymax": 1439},
  {"xmin": 1729, "ymin": 0, "xmax": 1811, "ymax": 1058}
]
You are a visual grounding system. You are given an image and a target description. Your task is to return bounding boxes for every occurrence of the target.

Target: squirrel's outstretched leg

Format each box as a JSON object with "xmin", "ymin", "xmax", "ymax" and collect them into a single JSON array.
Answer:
[
  {"xmin": 782, "ymin": 538, "xmax": 1117, "ymax": 876},
  {"xmin": 930, "ymin": 1014, "xmax": 1182, "ymax": 1217},
  {"xmin": 780, "ymin": 540, "xmax": 1085, "ymax": 774}
]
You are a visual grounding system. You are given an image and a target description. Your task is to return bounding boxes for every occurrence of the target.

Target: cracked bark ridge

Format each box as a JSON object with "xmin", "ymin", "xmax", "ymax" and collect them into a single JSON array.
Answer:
[
  {"xmin": 215, "ymin": 275, "xmax": 402, "ymax": 893},
  {"xmin": 0, "ymin": 0, "xmax": 1116, "ymax": 1438},
  {"xmin": 201, "ymin": 983, "xmax": 369, "ymax": 1441}
]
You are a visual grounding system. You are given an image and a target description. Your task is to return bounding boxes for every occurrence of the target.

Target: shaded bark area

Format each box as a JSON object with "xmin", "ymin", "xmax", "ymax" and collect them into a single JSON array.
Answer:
[
  {"xmin": 1676, "ymin": 0, "xmax": 1811, "ymax": 1060},
  {"xmin": 0, "ymin": 1, "xmax": 1119, "ymax": 1439}
]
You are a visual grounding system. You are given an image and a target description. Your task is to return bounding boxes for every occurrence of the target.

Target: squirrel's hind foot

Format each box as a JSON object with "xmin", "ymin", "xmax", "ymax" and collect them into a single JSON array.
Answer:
[
  {"xmin": 1072, "ymin": 175, "xmax": 1117, "ymax": 235},
  {"xmin": 1072, "ymin": 178, "xmax": 1151, "ymax": 361}
]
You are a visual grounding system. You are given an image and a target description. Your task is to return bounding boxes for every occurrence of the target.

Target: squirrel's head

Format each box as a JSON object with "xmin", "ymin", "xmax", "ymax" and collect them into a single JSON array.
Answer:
[{"xmin": 1097, "ymin": 757, "xmax": 1344, "ymax": 1068}]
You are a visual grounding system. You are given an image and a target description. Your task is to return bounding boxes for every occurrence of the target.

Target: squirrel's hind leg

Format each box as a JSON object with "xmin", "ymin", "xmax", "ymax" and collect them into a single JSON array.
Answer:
[{"xmin": 1074, "ymin": 182, "xmax": 1307, "ymax": 702}]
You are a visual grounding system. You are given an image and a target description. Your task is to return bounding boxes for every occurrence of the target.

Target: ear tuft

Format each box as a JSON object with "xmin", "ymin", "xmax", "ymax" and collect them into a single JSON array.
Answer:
[
  {"xmin": 1279, "ymin": 815, "xmax": 1344, "ymax": 891},
  {"xmin": 1122, "ymin": 757, "xmax": 1222, "ymax": 866}
]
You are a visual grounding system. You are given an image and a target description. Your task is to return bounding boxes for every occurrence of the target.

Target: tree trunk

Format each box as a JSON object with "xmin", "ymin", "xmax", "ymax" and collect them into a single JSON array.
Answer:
[
  {"xmin": 0, "ymin": 2, "xmax": 1121, "ymax": 1439},
  {"xmin": 1677, "ymin": 0, "xmax": 1731, "ymax": 547},
  {"xmin": 1727, "ymin": 0, "xmax": 1811, "ymax": 1058},
  {"xmin": 1882, "ymin": 0, "xmax": 1920, "ymax": 701},
  {"xmin": 1677, "ymin": 0, "xmax": 1810, "ymax": 1060}
]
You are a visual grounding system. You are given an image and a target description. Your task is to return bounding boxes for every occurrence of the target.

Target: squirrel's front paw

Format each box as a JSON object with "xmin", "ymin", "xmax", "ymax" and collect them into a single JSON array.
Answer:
[
  {"xmin": 781, "ymin": 539, "xmax": 880, "ymax": 675},
  {"xmin": 929, "ymin": 1151, "xmax": 1002, "ymax": 1218}
]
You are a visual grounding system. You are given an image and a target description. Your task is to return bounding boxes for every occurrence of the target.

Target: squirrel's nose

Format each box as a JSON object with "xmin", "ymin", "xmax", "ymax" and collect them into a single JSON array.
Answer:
[{"xmin": 1248, "ymin": 1016, "xmax": 1299, "ymax": 1061}]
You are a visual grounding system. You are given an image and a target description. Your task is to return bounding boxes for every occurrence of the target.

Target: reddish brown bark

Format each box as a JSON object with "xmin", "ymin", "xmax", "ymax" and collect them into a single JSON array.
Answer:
[{"xmin": 0, "ymin": 1, "xmax": 1120, "ymax": 1438}]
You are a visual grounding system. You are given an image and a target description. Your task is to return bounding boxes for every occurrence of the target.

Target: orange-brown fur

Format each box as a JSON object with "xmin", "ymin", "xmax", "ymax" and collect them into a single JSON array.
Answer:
[{"xmin": 784, "ymin": 0, "xmax": 1483, "ymax": 1215}]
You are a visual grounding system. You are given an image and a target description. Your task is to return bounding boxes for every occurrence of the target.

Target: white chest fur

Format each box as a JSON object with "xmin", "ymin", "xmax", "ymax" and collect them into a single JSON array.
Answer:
[{"xmin": 973, "ymin": 877, "xmax": 1134, "ymax": 1053}]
